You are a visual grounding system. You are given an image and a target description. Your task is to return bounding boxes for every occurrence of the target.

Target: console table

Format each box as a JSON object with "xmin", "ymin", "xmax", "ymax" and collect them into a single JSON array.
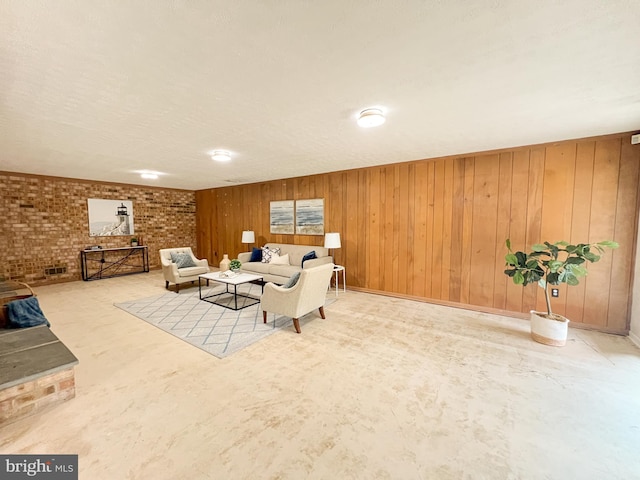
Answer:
[{"xmin": 80, "ymin": 246, "xmax": 149, "ymax": 281}]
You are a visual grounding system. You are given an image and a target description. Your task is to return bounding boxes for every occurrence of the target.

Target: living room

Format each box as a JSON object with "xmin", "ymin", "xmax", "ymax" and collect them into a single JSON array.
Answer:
[{"xmin": 1, "ymin": 2, "xmax": 640, "ymax": 479}]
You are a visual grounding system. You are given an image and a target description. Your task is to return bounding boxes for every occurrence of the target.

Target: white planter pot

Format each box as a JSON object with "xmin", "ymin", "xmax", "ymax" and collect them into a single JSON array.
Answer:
[{"xmin": 530, "ymin": 310, "xmax": 569, "ymax": 346}]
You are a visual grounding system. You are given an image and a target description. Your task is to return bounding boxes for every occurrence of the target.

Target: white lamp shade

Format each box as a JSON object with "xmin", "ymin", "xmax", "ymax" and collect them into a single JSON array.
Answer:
[
  {"xmin": 241, "ymin": 230, "xmax": 255, "ymax": 243},
  {"xmin": 324, "ymin": 232, "xmax": 341, "ymax": 249}
]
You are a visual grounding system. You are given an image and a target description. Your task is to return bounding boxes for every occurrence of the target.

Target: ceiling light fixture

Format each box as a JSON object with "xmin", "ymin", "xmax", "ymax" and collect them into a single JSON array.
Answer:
[
  {"xmin": 211, "ymin": 150, "xmax": 231, "ymax": 162},
  {"xmin": 137, "ymin": 170, "xmax": 162, "ymax": 180},
  {"xmin": 357, "ymin": 108, "xmax": 386, "ymax": 128}
]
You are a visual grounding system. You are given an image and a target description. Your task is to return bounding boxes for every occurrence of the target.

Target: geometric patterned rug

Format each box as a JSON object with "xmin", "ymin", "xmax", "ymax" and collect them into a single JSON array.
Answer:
[{"xmin": 114, "ymin": 282, "xmax": 334, "ymax": 358}]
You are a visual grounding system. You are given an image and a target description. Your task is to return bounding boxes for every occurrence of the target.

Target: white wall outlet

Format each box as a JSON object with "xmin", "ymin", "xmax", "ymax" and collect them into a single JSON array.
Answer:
[{"xmin": 632, "ymin": 133, "xmax": 640, "ymax": 145}]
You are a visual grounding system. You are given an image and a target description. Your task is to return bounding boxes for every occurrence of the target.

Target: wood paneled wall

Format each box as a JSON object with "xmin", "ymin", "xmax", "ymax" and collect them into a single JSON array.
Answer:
[{"xmin": 196, "ymin": 133, "xmax": 640, "ymax": 334}]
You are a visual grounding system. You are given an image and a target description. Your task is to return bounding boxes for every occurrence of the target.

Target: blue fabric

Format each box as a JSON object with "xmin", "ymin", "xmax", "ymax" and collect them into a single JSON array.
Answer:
[
  {"xmin": 6, "ymin": 296, "xmax": 50, "ymax": 328},
  {"xmin": 301, "ymin": 251, "xmax": 317, "ymax": 268},
  {"xmin": 170, "ymin": 252, "xmax": 197, "ymax": 268},
  {"xmin": 282, "ymin": 271, "xmax": 301, "ymax": 288},
  {"xmin": 249, "ymin": 247, "xmax": 262, "ymax": 262}
]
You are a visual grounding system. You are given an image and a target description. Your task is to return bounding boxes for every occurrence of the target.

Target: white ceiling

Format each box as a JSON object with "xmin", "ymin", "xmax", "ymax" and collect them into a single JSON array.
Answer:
[{"xmin": 1, "ymin": 1, "xmax": 639, "ymax": 190}]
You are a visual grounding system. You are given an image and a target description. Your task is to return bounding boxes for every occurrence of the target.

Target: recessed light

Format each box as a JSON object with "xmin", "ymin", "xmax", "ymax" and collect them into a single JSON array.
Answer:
[
  {"xmin": 140, "ymin": 173, "xmax": 158, "ymax": 180},
  {"xmin": 211, "ymin": 150, "xmax": 231, "ymax": 162},
  {"xmin": 357, "ymin": 108, "xmax": 386, "ymax": 128}
]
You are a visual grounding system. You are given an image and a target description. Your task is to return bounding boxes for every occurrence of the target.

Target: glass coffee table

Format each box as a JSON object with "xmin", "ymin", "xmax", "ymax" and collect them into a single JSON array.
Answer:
[{"xmin": 198, "ymin": 271, "xmax": 264, "ymax": 310}]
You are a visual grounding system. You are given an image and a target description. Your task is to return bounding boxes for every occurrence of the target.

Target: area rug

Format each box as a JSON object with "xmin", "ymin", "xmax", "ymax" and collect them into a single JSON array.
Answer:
[{"xmin": 114, "ymin": 283, "xmax": 334, "ymax": 358}]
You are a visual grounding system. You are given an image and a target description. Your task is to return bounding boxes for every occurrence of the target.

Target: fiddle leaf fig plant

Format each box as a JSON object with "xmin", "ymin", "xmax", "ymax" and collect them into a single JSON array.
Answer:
[{"xmin": 504, "ymin": 239, "xmax": 618, "ymax": 318}]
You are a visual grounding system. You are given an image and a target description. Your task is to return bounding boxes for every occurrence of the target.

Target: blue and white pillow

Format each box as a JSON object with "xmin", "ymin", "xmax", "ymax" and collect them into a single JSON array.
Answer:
[{"xmin": 261, "ymin": 246, "xmax": 281, "ymax": 263}]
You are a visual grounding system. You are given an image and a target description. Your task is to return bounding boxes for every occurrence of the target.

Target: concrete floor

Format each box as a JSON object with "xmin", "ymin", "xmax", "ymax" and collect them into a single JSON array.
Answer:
[{"xmin": 1, "ymin": 270, "xmax": 639, "ymax": 479}]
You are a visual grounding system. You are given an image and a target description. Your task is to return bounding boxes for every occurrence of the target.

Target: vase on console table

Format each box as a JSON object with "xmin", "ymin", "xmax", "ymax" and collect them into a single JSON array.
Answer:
[{"xmin": 219, "ymin": 254, "xmax": 230, "ymax": 272}]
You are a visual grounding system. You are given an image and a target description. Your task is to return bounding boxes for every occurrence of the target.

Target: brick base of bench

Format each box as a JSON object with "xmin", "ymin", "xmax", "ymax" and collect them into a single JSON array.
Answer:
[{"xmin": 0, "ymin": 367, "xmax": 76, "ymax": 426}]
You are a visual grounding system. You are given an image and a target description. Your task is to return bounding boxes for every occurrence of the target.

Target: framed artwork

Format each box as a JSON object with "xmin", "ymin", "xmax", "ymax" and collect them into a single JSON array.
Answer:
[
  {"xmin": 295, "ymin": 198, "xmax": 324, "ymax": 235},
  {"xmin": 270, "ymin": 200, "xmax": 295, "ymax": 234},
  {"xmin": 87, "ymin": 198, "xmax": 135, "ymax": 237}
]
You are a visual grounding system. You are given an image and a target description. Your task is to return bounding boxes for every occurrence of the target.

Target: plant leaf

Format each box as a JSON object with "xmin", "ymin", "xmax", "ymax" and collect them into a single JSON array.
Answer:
[
  {"xmin": 597, "ymin": 240, "xmax": 619, "ymax": 249},
  {"xmin": 566, "ymin": 274, "xmax": 580, "ymax": 286},
  {"xmin": 565, "ymin": 257, "xmax": 585, "ymax": 265},
  {"xmin": 505, "ymin": 253, "xmax": 518, "ymax": 265},
  {"xmin": 505, "ymin": 238, "xmax": 512, "ymax": 250},
  {"xmin": 547, "ymin": 272, "xmax": 560, "ymax": 284},
  {"xmin": 532, "ymin": 244, "xmax": 547, "ymax": 252},
  {"xmin": 513, "ymin": 271, "xmax": 524, "ymax": 285},
  {"xmin": 583, "ymin": 252, "xmax": 600, "ymax": 262},
  {"xmin": 571, "ymin": 265, "xmax": 588, "ymax": 277},
  {"xmin": 548, "ymin": 260, "xmax": 563, "ymax": 272}
]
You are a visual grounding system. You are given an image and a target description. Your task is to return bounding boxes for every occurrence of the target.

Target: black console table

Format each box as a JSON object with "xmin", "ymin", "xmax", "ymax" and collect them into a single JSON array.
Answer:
[{"xmin": 80, "ymin": 246, "xmax": 149, "ymax": 281}]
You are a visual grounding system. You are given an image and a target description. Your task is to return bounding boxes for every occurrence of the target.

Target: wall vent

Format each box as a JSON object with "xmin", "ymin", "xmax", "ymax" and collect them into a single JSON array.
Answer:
[{"xmin": 45, "ymin": 266, "xmax": 67, "ymax": 275}]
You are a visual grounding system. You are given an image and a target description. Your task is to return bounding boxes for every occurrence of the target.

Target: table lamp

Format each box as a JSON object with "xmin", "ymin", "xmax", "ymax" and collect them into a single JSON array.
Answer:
[
  {"xmin": 324, "ymin": 232, "xmax": 341, "ymax": 260},
  {"xmin": 241, "ymin": 230, "xmax": 255, "ymax": 250}
]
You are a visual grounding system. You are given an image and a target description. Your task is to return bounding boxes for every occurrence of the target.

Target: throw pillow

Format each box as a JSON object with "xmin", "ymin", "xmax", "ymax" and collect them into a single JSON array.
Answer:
[
  {"xmin": 269, "ymin": 253, "xmax": 290, "ymax": 265},
  {"xmin": 261, "ymin": 246, "xmax": 280, "ymax": 263},
  {"xmin": 249, "ymin": 247, "xmax": 262, "ymax": 262},
  {"xmin": 170, "ymin": 252, "xmax": 197, "ymax": 269},
  {"xmin": 301, "ymin": 250, "xmax": 317, "ymax": 268},
  {"xmin": 282, "ymin": 271, "xmax": 301, "ymax": 288}
]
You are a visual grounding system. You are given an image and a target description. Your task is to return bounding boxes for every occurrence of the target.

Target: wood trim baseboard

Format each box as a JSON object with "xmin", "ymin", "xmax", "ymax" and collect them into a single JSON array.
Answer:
[{"xmin": 346, "ymin": 286, "xmax": 630, "ymax": 336}]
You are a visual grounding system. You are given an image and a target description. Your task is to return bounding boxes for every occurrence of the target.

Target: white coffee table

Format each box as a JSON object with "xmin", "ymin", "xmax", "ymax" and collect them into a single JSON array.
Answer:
[{"xmin": 198, "ymin": 271, "xmax": 264, "ymax": 310}]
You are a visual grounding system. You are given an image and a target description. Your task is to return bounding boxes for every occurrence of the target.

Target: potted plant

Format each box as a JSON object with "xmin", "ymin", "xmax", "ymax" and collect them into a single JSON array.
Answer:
[
  {"xmin": 130, "ymin": 237, "xmax": 139, "ymax": 247},
  {"xmin": 229, "ymin": 259, "xmax": 242, "ymax": 272},
  {"xmin": 504, "ymin": 239, "xmax": 618, "ymax": 346}
]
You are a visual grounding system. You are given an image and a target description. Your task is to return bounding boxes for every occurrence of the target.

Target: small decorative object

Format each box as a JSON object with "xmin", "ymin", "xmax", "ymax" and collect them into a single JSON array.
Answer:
[
  {"xmin": 219, "ymin": 254, "xmax": 230, "ymax": 271},
  {"xmin": 130, "ymin": 237, "xmax": 138, "ymax": 247},
  {"xmin": 229, "ymin": 259, "xmax": 242, "ymax": 272},
  {"xmin": 504, "ymin": 239, "xmax": 618, "ymax": 346}
]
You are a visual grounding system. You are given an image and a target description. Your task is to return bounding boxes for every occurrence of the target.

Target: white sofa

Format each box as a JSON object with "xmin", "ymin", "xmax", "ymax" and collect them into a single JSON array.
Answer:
[
  {"xmin": 237, "ymin": 243, "xmax": 333, "ymax": 284},
  {"xmin": 159, "ymin": 247, "xmax": 210, "ymax": 292}
]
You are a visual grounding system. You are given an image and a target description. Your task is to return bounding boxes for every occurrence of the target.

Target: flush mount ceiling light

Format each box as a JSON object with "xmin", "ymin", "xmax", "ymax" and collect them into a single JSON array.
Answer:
[
  {"xmin": 211, "ymin": 150, "xmax": 231, "ymax": 162},
  {"xmin": 357, "ymin": 108, "xmax": 386, "ymax": 128},
  {"xmin": 138, "ymin": 170, "xmax": 161, "ymax": 180}
]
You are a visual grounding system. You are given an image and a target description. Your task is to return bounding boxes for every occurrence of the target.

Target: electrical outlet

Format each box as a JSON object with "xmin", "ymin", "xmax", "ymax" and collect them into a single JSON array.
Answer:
[{"xmin": 551, "ymin": 288, "xmax": 559, "ymax": 297}]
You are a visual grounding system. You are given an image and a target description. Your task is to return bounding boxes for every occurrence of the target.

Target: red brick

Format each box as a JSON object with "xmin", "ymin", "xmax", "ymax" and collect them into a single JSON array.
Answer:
[
  {"xmin": 58, "ymin": 378, "xmax": 75, "ymax": 391},
  {"xmin": 0, "ymin": 381, "xmax": 35, "ymax": 402}
]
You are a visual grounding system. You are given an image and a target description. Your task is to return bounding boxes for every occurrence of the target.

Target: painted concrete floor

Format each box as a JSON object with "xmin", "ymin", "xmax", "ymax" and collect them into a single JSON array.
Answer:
[{"xmin": 1, "ymin": 270, "xmax": 639, "ymax": 479}]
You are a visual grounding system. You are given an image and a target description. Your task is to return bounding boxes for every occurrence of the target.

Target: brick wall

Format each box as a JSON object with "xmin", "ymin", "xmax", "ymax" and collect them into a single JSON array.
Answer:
[
  {"xmin": 0, "ymin": 367, "xmax": 76, "ymax": 426},
  {"xmin": 0, "ymin": 172, "xmax": 196, "ymax": 284}
]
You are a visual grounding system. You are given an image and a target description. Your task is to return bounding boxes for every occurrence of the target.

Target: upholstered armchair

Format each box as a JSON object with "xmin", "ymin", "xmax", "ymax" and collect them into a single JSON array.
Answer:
[
  {"xmin": 159, "ymin": 247, "xmax": 210, "ymax": 292},
  {"xmin": 261, "ymin": 263, "xmax": 334, "ymax": 333}
]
